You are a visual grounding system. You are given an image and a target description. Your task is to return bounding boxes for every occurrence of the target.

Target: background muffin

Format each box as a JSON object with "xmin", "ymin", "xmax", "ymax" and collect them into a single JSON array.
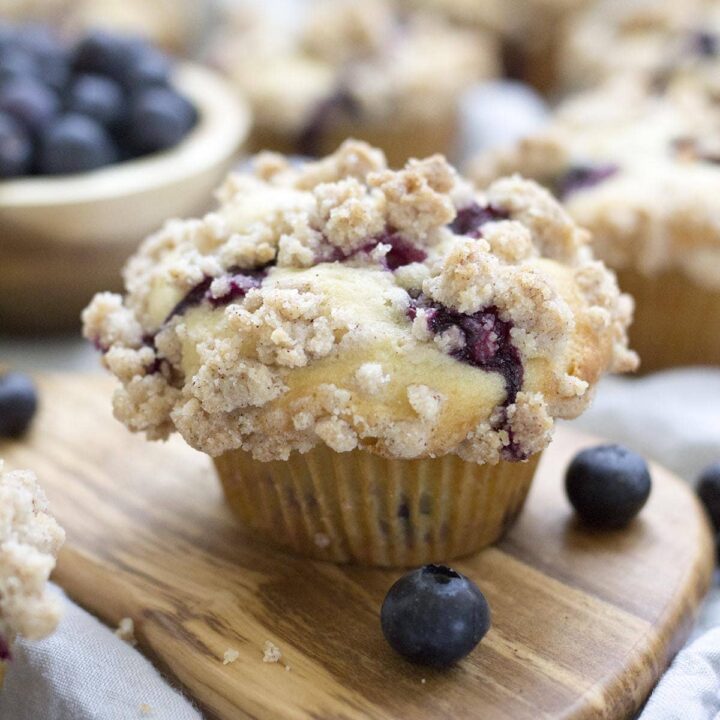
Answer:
[
  {"xmin": 209, "ymin": 0, "xmax": 498, "ymax": 166},
  {"xmin": 0, "ymin": 461, "xmax": 65, "ymax": 682},
  {"xmin": 83, "ymin": 140, "xmax": 636, "ymax": 564},
  {"xmin": 559, "ymin": 0, "xmax": 720, "ymax": 93},
  {"xmin": 470, "ymin": 78, "xmax": 720, "ymax": 371}
]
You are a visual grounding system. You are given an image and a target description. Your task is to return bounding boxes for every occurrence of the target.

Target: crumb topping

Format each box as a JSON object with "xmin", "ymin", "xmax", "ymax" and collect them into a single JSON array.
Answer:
[
  {"xmin": 210, "ymin": 0, "xmax": 497, "ymax": 134},
  {"xmin": 561, "ymin": 0, "xmax": 720, "ymax": 94},
  {"xmin": 0, "ymin": 461, "xmax": 65, "ymax": 653},
  {"xmin": 470, "ymin": 79, "xmax": 720, "ymax": 290},
  {"xmin": 83, "ymin": 140, "xmax": 637, "ymax": 465}
]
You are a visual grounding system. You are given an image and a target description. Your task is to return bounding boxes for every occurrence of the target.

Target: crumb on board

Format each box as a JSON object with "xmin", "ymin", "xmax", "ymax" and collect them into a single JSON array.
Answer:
[
  {"xmin": 421, "ymin": 678, "xmax": 426, "ymax": 684},
  {"xmin": 223, "ymin": 649, "xmax": 240, "ymax": 665},
  {"xmin": 115, "ymin": 617, "xmax": 137, "ymax": 646},
  {"xmin": 263, "ymin": 640, "xmax": 282, "ymax": 664},
  {"xmin": 313, "ymin": 532, "xmax": 330, "ymax": 549},
  {"xmin": 139, "ymin": 703, "xmax": 152, "ymax": 716}
]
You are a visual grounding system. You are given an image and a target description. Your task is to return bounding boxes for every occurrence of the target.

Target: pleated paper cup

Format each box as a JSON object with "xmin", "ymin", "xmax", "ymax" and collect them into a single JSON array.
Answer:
[
  {"xmin": 214, "ymin": 446, "xmax": 540, "ymax": 567},
  {"xmin": 249, "ymin": 110, "xmax": 458, "ymax": 170},
  {"xmin": 616, "ymin": 268, "xmax": 720, "ymax": 373}
]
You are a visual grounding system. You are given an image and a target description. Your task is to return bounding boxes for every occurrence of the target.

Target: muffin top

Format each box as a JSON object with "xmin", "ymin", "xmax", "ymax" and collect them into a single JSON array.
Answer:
[
  {"xmin": 561, "ymin": 0, "xmax": 720, "ymax": 93},
  {"xmin": 83, "ymin": 141, "xmax": 637, "ymax": 464},
  {"xmin": 470, "ymin": 79, "xmax": 720, "ymax": 290},
  {"xmin": 0, "ymin": 461, "xmax": 65, "ymax": 651},
  {"xmin": 210, "ymin": 0, "xmax": 497, "ymax": 135}
]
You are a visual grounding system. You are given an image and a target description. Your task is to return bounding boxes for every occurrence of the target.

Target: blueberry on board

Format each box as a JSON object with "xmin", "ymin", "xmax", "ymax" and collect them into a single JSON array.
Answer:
[
  {"xmin": 129, "ymin": 86, "xmax": 197, "ymax": 154},
  {"xmin": 67, "ymin": 74, "xmax": 125, "ymax": 127},
  {"xmin": 72, "ymin": 30, "xmax": 140, "ymax": 81},
  {"xmin": 0, "ymin": 77, "xmax": 59, "ymax": 133},
  {"xmin": 697, "ymin": 462, "xmax": 720, "ymax": 531},
  {"xmin": 38, "ymin": 113, "xmax": 118, "ymax": 175},
  {"xmin": 565, "ymin": 444, "xmax": 652, "ymax": 528},
  {"xmin": 0, "ymin": 372, "xmax": 38, "ymax": 438},
  {"xmin": 381, "ymin": 564, "xmax": 491, "ymax": 667},
  {"xmin": 0, "ymin": 111, "xmax": 32, "ymax": 177}
]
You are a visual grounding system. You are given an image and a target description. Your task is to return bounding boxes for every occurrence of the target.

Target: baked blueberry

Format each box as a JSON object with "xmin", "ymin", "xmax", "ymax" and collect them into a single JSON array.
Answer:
[
  {"xmin": 0, "ymin": 372, "xmax": 38, "ymax": 438},
  {"xmin": 0, "ymin": 77, "xmax": 58, "ymax": 133},
  {"xmin": 381, "ymin": 564, "xmax": 491, "ymax": 667},
  {"xmin": 0, "ymin": 111, "xmax": 32, "ymax": 177},
  {"xmin": 558, "ymin": 164, "xmax": 618, "ymax": 198},
  {"xmin": 696, "ymin": 462, "xmax": 720, "ymax": 531},
  {"xmin": 129, "ymin": 86, "xmax": 196, "ymax": 153},
  {"xmin": 565, "ymin": 444, "xmax": 651, "ymax": 528},
  {"xmin": 38, "ymin": 113, "xmax": 118, "ymax": 175},
  {"xmin": 67, "ymin": 74, "xmax": 125, "ymax": 127}
]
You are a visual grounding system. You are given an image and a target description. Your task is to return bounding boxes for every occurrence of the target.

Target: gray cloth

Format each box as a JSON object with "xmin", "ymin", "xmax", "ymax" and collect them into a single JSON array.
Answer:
[{"xmin": 0, "ymin": 587, "xmax": 201, "ymax": 720}]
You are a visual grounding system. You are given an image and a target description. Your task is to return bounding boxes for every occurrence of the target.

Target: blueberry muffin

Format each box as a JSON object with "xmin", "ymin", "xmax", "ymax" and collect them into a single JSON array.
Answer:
[
  {"xmin": 471, "ymin": 78, "xmax": 720, "ymax": 371},
  {"xmin": 398, "ymin": 0, "xmax": 593, "ymax": 93},
  {"xmin": 0, "ymin": 461, "xmax": 65, "ymax": 682},
  {"xmin": 560, "ymin": 0, "xmax": 720, "ymax": 94},
  {"xmin": 83, "ymin": 141, "xmax": 636, "ymax": 566},
  {"xmin": 209, "ymin": 0, "xmax": 498, "ymax": 167}
]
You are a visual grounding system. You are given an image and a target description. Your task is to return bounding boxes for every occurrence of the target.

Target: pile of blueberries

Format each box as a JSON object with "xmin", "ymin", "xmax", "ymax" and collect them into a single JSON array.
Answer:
[{"xmin": 0, "ymin": 24, "xmax": 197, "ymax": 178}]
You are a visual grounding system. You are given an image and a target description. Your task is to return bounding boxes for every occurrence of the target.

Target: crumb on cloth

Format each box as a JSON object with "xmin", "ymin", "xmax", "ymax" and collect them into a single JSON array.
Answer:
[{"xmin": 115, "ymin": 617, "xmax": 137, "ymax": 646}]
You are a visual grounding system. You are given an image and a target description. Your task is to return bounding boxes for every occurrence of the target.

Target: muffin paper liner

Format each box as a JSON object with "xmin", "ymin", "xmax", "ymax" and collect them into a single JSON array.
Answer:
[
  {"xmin": 214, "ymin": 446, "xmax": 540, "ymax": 567},
  {"xmin": 617, "ymin": 268, "xmax": 720, "ymax": 373},
  {"xmin": 248, "ymin": 112, "xmax": 458, "ymax": 171}
]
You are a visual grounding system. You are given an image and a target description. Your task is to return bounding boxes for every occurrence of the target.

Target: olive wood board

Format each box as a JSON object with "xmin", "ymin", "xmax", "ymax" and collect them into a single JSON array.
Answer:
[{"xmin": 1, "ymin": 374, "xmax": 714, "ymax": 720}]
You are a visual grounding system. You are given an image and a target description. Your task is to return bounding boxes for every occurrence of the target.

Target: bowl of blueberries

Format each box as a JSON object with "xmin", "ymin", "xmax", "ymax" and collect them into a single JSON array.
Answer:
[{"xmin": 0, "ymin": 23, "xmax": 250, "ymax": 333}]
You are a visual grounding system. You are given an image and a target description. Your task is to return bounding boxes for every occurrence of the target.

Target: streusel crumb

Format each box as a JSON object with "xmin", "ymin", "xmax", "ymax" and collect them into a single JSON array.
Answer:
[
  {"xmin": 0, "ymin": 461, "xmax": 65, "ymax": 652},
  {"xmin": 263, "ymin": 640, "xmax": 282, "ymax": 664},
  {"xmin": 84, "ymin": 141, "xmax": 636, "ymax": 465},
  {"xmin": 223, "ymin": 648, "xmax": 240, "ymax": 665},
  {"xmin": 115, "ymin": 617, "xmax": 137, "ymax": 646}
]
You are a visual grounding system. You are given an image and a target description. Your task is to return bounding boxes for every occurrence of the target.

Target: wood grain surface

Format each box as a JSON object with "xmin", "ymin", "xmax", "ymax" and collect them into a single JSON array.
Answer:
[{"xmin": 1, "ymin": 374, "xmax": 713, "ymax": 720}]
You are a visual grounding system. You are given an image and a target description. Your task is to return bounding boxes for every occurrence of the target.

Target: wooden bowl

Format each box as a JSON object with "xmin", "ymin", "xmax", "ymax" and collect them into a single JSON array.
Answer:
[{"xmin": 0, "ymin": 63, "xmax": 251, "ymax": 334}]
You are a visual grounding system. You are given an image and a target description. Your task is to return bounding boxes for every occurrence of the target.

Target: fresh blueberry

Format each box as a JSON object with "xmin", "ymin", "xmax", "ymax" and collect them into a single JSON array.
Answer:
[
  {"xmin": 14, "ymin": 24, "xmax": 64, "ymax": 64},
  {"xmin": 697, "ymin": 462, "xmax": 720, "ymax": 531},
  {"xmin": 0, "ymin": 77, "xmax": 59, "ymax": 133},
  {"xmin": 0, "ymin": 48, "xmax": 39, "ymax": 86},
  {"xmin": 72, "ymin": 30, "xmax": 141, "ymax": 82},
  {"xmin": 38, "ymin": 113, "xmax": 118, "ymax": 175},
  {"xmin": 122, "ymin": 46, "xmax": 171, "ymax": 88},
  {"xmin": 565, "ymin": 444, "xmax": 651, "ymax": 528},
  {"xmin": 381, "ymin": 564, "xmax": 491, "ymax": 667},
  {"xmin": 67, "ymin": 74, "xmax": 125, "ymax": 127},
  {"xmin": 0, "ymin": 112, "xmax": 32, "ymax": 177},
  {"xmin": 0, "ymin": 372, "xmax": 38, "ymax": 438},
  {"xmin": 128, "ymin": 86, "xmax": 196, "ymax": 154}
]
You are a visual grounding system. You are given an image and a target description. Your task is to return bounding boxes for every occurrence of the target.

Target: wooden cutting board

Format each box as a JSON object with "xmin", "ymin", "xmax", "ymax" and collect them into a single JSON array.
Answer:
[{"xmin": 1, "ymin": 374, "xmax": 713, "ymax": 720}]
